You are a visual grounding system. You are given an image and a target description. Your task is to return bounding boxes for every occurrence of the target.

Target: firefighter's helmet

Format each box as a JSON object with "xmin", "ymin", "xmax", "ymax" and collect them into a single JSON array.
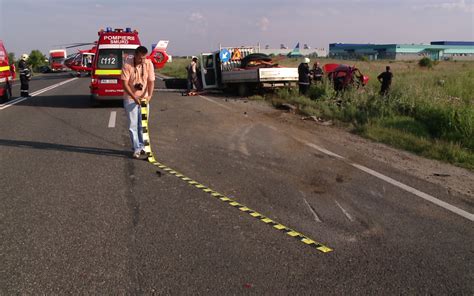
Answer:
[
  {"xmin": 21, "ymin": 54, "xmax": 29, "ymax": 60},
  {"xmin": 303, "ymin": 57, "xmax": 310, "ymax": 64}
]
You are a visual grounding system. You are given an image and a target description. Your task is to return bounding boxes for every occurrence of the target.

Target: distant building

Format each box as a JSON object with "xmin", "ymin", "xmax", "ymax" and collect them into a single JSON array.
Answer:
[
  {"xmin": 261, "ymin": 43, "xmax": 327, "ymax": 57},
  {"xmin": 329, "ymin": 41, "xmax": 474, "ymax": 61},
  {"xmin": 260, "ymin": 48, "xmax": 327, "ymax": 58}
]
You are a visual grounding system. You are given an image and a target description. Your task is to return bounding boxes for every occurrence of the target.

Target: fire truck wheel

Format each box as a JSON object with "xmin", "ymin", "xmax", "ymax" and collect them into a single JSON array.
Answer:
[
  {"xmin": 89, "ymin": 94, "xmax": 99, "ymax": 107},
  {"xmin": 2, "ymin": 83, "xmax": 12, "ymax": 102}
]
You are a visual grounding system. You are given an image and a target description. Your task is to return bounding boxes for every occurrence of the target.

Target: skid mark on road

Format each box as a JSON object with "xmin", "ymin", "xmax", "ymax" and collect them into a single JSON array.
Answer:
[
  {"xmin": 302, "ymin": 195, "xmax": 322, "ymax": 223},
  {"xmin": 288, "ymin": 136, "xmax": 474, "ymax": 222},
  {"xmin": 140, "ymin": 100, "xmax": 333, "ymax": 253},
  {"xmin": 198, "ymin": 95, "xmax": 232, "ymax": 111},
  {"xmin": 182, "ymin": 94, "xmax": 473, "ymax": 221},
  {"xmin": 335, "ymin": 200, "xmax": 355, "ymax": 222},
  {"xmin": 238, "ymin": 125, "xmax": 252, "ymax": 156}
]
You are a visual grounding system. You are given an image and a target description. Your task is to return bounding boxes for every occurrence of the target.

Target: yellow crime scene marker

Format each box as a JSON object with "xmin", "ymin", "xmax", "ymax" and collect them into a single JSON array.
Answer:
[{"xmin": 140, "ymin": 100, "xmax": 333, "ymax": 253}]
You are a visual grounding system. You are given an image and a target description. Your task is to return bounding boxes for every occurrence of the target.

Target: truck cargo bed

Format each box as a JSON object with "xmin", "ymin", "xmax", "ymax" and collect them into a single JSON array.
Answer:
[{"xmin": 222, "ymin": 67, "xmax": 298, "ymax": 84}]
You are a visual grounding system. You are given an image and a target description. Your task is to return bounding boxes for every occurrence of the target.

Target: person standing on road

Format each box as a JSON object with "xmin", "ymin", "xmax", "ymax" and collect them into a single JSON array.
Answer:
[
  {"xmin": 377, "ymin": 66, "xmax": 393, "ymax": 96},
  {"xmin": 186, "ymin": 56, "xmax": 200, "ymax": 94},
  {"xmin": 298, "ymin": 57, "xmax": 311, "ymax": 95},
  {"xmin": 121, "ymin": 46, "xmax": 156, "ymax": 159},
  {"xmin": 18, "ymin": 54, "xmax": 32, "ymax": 97}
]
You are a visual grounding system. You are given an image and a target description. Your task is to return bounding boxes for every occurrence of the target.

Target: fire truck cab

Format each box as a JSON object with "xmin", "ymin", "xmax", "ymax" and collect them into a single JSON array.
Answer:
[
  {"xmin": 90, "ymin": 27, "xmax": 169, "ymax": 105},
  {"xmin": 0, "ymin": 40, "xmax": 15, "ymax": 102},
  {"xmin": 89, "ymin": 27, "xmax": 142, "ymax": 105},
  {"xmin": 49, "ymin": 49, "xmax": 67, "ymax": 72}
]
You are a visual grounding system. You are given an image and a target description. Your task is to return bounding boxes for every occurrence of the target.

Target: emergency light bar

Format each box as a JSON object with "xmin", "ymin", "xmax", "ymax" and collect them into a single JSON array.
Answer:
[{"xmin": 99, "ymin": 27, "xmax": 136, "ymax": 34}]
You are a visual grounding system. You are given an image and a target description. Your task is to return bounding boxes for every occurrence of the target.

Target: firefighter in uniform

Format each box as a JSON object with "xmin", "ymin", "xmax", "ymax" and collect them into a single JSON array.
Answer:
[
  {"xmin": 19, "ymin": 54, "xmax": 32, "ymax": 97},
  {"xmin": 298, "ymin": 57, "xmax": 311, "ymax": 95}
]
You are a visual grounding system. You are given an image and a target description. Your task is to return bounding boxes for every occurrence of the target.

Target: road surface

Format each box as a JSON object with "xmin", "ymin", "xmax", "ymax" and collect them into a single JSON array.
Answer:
[{"xmin": 1, "ymin": 73, "xmax": 472, "ymax": 294}]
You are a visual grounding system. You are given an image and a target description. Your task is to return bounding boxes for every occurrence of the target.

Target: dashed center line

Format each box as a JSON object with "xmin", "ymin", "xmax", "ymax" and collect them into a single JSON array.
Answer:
[{"xmin": 108, "ymin": 111, "xmax": 117, "ymax": 128}]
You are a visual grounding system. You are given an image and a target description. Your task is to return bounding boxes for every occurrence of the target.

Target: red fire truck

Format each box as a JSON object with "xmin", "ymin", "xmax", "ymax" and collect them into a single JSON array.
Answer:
[
  {"xmin": 0, "ymin": 40, "xmax": 16, "ymax": 102},
  {"xmin": 49, "ymin": 49, "xmax": 67, "ymax": 71},
  {"xmin": 89, "ymin": 27, "xmax": 169, "ymax": 105}
]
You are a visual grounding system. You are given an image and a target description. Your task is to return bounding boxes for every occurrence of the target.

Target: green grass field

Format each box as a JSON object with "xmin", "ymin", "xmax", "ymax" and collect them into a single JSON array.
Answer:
[
  {"xmin": 158, "ymin": 56, "xmax": 474, "ymax": 170},
  {"xmin": 156, "ymin": 58, "xmax": 190, "ymax": 79}
]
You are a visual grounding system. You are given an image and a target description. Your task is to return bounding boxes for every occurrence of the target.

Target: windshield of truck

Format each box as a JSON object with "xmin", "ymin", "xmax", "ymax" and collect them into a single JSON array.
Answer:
[
  {"xmin": 96, "ymin": 49, "xmax": 135, "ymax": 69},
  {"xmin": 51, "ymin": 57, "xmax": 64, "ymax": 63}
]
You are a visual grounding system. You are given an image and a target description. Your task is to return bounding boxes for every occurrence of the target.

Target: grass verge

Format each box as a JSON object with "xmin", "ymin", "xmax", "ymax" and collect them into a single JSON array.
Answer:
[{"xmin": 264, "ymin": 59, "xmax": 473, "ymax": 170}]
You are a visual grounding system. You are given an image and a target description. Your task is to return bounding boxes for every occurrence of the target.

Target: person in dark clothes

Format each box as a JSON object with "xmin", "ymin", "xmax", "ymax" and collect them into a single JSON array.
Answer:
[
  {"xmin": 18, "ymin": 54, "xmax": 32, "ymax": 97},
  {"xmin": 311, "ymin": 61, "xmax": 324, "ymax": 83},
  {"xmin": 298, "ymin": 57, "xmax": 311, "ymax": 95},
  {"xmin": 377, "ymin": 66, "xmax": 393, "ymax": 95}
]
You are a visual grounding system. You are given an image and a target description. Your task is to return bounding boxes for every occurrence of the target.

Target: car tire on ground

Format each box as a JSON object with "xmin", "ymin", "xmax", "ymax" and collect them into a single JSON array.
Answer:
[{"xmin": 237, "ymin": 83, "xmax": 249, "ymax": 97}]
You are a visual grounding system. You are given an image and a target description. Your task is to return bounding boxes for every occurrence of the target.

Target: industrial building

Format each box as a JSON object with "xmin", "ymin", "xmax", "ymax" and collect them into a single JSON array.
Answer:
[
  {"xmin": 260, "ymin": 47, "xmax": 327, "ymax": 58},
  {"xmin": 329, "ymin": 41, "xmax": 474, "ymax": 61}
]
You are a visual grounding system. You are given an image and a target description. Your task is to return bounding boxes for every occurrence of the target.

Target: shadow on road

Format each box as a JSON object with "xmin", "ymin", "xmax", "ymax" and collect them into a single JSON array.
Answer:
[
  {"xmin": 11, "ymin": 95, "xmax": 123, "ymax": 109},
  {"xmin": 30, "ymin": 73, "xmax": 76, "ymax": 81},
  {"xmin": 0, "ymin": 139, "xmax": 129, "ymax": 158}
]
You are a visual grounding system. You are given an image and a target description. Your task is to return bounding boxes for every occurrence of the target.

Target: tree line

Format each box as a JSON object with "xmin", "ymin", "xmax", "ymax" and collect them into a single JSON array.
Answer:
[{"xmin": 8, "ymin": 50, "xmax": 48, "ymax": 72}]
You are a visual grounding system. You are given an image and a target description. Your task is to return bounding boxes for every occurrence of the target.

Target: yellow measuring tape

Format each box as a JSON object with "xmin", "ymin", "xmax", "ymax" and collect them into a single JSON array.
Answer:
[{"xmin": 140, "ymin": 100, "xmax": 333, "ymax": 253}]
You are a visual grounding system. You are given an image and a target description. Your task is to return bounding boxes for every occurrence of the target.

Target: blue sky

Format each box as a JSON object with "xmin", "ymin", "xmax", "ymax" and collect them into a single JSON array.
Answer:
[{"xmin": 1, "ymin": 0, "xmax": 473, "ymax": 57}]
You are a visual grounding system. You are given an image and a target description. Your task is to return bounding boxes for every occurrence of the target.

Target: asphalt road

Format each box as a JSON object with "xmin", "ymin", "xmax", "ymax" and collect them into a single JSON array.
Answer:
[{"xmin": 0, "ymin": 73, "xmax": 472, "ymax": 294}]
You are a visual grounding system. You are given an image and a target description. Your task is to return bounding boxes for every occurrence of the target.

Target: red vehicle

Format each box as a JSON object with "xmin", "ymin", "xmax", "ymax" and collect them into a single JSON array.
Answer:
[
  {"xmin": 64, "ymin": 46, "xmax": 96, "ymax": 76},
  {"xmin": 324, "ymin": 63, "xmax": 369, "ymax": 91},
  {"xmin": 89, "ymin": 27, "xmax": 169, "ymax": 105},
  {"xmin": 49, "ymin": 49, "xmax": 67, "ymax": 71},
  {"xmin": 0, "ymin": 40, "xmax": 16, "ymax": 102}
]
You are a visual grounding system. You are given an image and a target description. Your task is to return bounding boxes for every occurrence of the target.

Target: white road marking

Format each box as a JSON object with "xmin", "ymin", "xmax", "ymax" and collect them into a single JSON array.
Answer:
[
  {"xmin": 335, "ymin": 200, "xmax": 355, "ymax": 222},
  {"xmin": 297, "ymin": 139, "xmax": 345, "ymax": 159},
  {"xmin": 289, "ymin": 134, "xmax": 474, "ymax": 222},
  {"xmin": 302, "ymin": 197, "xmax": 322, "ymax": 223},
  {"xmin": 198, "ymin": 95, "xmax": 232, "ymax": 111},
  {"xmin": 351, "ymin": 163, "xmax": 474, "ymax": 222},
  {"xmin": 0, "ymin": 78, "xmax": 78, "ymax": 110},
  {"xmin": 108, "ymin": 111, "xmax": 117, "ymax": 128}
]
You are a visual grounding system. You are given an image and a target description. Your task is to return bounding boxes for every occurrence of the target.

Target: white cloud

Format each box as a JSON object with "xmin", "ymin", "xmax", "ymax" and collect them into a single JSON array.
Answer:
[{"xmin": 257, "ymin": 17, "xmax": 270, "ymax": 31}]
